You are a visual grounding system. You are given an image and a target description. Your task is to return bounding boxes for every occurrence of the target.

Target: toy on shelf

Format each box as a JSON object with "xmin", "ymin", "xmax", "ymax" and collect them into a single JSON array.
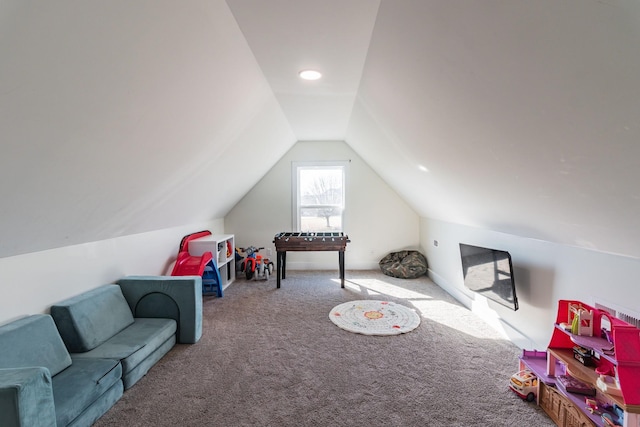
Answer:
[
  {"xmin": 573, "ymin": 345, "xmax": 595, "ymax": 366},
  {"xmin": 558, "ymin": 302, "xmax": 594, "ymax": 336},
  {"xmin": 597, "ymin": 375, "xmax": 622, "ymax": 397},
  {"xmin": 555, "ymin": 374, "xmax": 596, "ymax": 396}
]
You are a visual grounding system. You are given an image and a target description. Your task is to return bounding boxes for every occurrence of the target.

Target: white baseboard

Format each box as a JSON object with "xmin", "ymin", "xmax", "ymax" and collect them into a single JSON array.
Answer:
[
  {"xmin": 427, "ymin": 268, "xmax": 533, "ymax": 349},
  {"xmin": 427, "ymin": 268, "xmax": 473, "ymax": 309},
  {"xmin": 284, "ymin": 261, "xmax": 380, "ymax": 270}
]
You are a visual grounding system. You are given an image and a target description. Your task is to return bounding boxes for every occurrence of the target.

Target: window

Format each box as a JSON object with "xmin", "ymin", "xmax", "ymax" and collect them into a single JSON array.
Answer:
[{"xmin": 292, "ymin": 161, "xmax": 348, "ymax": 232}]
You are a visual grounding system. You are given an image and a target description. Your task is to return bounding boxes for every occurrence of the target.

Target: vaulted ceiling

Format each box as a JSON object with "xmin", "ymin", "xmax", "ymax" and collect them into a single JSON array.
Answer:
[{"xmin": 2, "ymin": 0, "xmax": 640, "ymax": 259}]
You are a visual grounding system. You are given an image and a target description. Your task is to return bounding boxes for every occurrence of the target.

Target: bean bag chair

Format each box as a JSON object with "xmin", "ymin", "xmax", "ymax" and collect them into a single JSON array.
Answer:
[{"xmin": 379, "ymin": 250, "xmax": 428, "ymax": 279}]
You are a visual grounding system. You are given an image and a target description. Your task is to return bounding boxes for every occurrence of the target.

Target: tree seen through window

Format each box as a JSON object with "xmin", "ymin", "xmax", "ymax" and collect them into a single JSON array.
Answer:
[{"xmin": 297, "ymin": 165, "xmax": 345, "ymax": 231}]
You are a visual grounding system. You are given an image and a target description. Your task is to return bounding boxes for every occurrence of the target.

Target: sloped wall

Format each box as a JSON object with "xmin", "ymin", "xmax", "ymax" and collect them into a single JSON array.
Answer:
[
  {"xmin": 422, "ymin": 217, "xmax": 640, "ymax": 349},
  {"xmin": 351, "ymin": 0, "xmax": 640, "ymax": 259},
  {"xmin": 0, "ymin": 0, "xmax": 295, "ymax": 258}
]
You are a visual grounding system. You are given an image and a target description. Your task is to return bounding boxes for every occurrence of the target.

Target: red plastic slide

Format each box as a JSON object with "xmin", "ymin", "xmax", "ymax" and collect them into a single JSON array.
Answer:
[{"xmin": 171, "ymin": 230, "xmax": 213, "ymax": 277}]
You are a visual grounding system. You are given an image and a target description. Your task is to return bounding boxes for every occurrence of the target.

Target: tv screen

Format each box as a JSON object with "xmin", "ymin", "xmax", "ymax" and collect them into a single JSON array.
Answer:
[{"xmin": 459, "ymin": 243, "xmax": 518, "ymax": 311}]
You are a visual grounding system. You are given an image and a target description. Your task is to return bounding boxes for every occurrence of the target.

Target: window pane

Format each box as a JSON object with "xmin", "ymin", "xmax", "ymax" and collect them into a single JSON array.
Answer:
[
  {"xmin": 299, "ymin": 168, "xmax": 343, "ymax": 206},
  {"xmin": 296, "ymin": 164, "xmax": 345, "ymax": 232},
  {"xmin": 300, "ymin": 207, "xmax": 343, "ymax": 231}
]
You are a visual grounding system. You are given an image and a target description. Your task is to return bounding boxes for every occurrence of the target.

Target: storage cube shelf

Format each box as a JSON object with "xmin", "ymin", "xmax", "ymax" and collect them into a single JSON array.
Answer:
[{"xmin": 187, "ymin": 234, "xmax": 235, "ymax": 290}]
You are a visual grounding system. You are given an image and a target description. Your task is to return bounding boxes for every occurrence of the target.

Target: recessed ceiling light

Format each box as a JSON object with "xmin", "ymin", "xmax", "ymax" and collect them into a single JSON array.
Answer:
[{"xmin": 299, "ymin": 69, "xmax": 322, "ymax": 80}]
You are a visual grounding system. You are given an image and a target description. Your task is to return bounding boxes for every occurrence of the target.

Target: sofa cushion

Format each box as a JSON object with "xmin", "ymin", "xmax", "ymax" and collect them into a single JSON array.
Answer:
[
  {"xmin": 0, "ymin": 314, "xmax": 72, "ymax": 376},
  {"xmin": 52, "ymin": 357, "xmax": 122, "ymax": 427},
  {"xmin": 64, "ymin": 380, "xmax": 123, "ymax": 427},
  {"xmin": 118, "ymin": 276, "xmax": 203, "ymax": 344},
  {"xmin": 71, "ymin": 318, "xmax": 176, "ymax": 375},
  {"xmin": 51, "ymin": 285, "xmax": 135, "ymax": 352},
  {"xmin": 118, "ymin": 335, "xmax": 176, "ymax": 390},
  {"xmin": 0, "ymin": 367, "xmax": 57, "ymax": 427}
]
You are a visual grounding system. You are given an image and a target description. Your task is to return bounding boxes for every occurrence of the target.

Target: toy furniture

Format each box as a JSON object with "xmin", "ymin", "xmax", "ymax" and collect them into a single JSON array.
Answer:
[
  {"xmin": 186, "ymin": 232, "xmax": 236, "ymax": 291},
  {"xmin": 563, "ymin": 302, "xmax": 594, "ymax": 337},
  {"xmin": 171, "ymin": 230, "xmax": 236, "ymax": 296},
  {"xmin": 518, "ymin": 300, "xmax": 640, "ymax": 427},
  {"xmin": 0, "ymin": 275, "xmax": 202, "ymax": 427},
  {"xmin": 272, "ymin": 232, "xmax": 350, "ymax": 288}
]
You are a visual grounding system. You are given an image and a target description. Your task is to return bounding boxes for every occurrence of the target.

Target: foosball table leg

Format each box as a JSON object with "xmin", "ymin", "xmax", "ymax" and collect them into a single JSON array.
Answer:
[
  {"xmin": 276, "ymin": 251, "xmax": 286, "ymax": 289},
  {"xmin": 339, "ymin": 251, "xmax": 345, "ymax": 288},
  {"xmin": 276, "ymin": 251, "xmax": 282, "ymax": 288},
  {"xmin": 282, "ymin": 251, "xmax": 286, "ymax": 279}
]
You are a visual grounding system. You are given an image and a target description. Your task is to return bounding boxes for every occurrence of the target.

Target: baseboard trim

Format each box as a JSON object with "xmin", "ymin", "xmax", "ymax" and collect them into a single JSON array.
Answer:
[
  {"xmin": 427, "ymin": 268, "xmax": 472, "ymax": 309},
  {"xmin": 283, "ymin": 262, "xmax": 380, "ymax": 270},
  {"xmin": 427, "ymin": 268, "xmax": 533, "ymax": 349}
]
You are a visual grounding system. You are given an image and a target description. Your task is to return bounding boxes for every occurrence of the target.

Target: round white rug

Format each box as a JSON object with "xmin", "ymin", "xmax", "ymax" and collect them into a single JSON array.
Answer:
[{"xmin": 329, "ymin": 300, "xmax": 421, "ymax": 336}]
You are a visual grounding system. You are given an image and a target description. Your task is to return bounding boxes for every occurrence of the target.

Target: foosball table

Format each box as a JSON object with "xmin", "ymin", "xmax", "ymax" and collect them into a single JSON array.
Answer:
[{"xmin": 272, "ymin": 232, "xmax": 350, "ymax": 288}]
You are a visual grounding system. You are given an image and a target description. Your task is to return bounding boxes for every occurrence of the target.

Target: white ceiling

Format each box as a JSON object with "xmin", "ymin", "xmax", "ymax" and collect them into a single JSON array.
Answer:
[
  {"xmin": 229, "ymin": 0, "xmax": 640, "ymax": 257},
  {"xmin": 226, "ymin": 0, "xmax": 380, "ymax": 141},
  {"xmin": 2, "ymin": 0, "xmax": 640, "ymax": 259}
]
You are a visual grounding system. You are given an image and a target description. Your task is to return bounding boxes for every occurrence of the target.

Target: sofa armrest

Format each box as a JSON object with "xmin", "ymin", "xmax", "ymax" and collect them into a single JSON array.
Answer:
[
  {"xmin": 0, "ymin": 367, "xmax": 56, "ymax": 427},
  {"xmin": 117, "ymin": 276, "xmax": 202, "ymax": 344}
]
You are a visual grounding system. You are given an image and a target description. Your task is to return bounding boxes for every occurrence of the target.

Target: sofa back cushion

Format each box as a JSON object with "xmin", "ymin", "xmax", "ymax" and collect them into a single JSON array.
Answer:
[
  {"xmin": 0, "ymin": 314, "xmax": 72, "ymax": 376},
  {"xmin": 51, "ymin": 284, "xmax": 135, "ymax": 352}
]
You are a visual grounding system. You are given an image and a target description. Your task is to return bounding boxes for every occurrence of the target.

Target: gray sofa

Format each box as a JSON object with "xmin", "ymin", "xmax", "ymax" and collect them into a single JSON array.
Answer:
[{"xmin": 0, "ymin": 276, "xmax": 202, "ymax": 427}]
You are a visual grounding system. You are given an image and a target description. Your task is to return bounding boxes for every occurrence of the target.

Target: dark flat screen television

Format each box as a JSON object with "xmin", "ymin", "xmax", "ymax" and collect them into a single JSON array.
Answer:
[{"xmin": 459, "ymin": 243, "xmax": 518, "ymax": 311}]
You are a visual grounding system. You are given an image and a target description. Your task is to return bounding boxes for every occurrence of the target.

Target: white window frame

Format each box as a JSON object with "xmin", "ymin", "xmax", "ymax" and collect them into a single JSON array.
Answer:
[{"xmin": 292, "ymin": 161, "xmax": 349, "ymax": 232}]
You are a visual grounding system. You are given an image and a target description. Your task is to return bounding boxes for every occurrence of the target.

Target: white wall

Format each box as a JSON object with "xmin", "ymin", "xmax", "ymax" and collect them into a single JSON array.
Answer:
[
  {"xmin": 421, "ymin": 217, "xmax": 640, "ymax": 350},
  {"xmin": 225, "ymin": 140, "xmax": 419, "ymax": 270},
  {"xmin": 349, "ymin": 0, "xmax": 640, "ymax": 261},
  {"xmin": 0, "ymin": 219, "xmax": 223, "ymax": 325},
  {"xmin": 0, "ymin": 0, "xmax": 295, "ymax": 259}
]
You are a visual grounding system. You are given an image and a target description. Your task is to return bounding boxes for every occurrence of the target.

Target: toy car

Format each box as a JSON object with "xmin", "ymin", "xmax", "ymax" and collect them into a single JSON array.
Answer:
[{"xmin": 509, "ymin": 369, "xmax": 538, "ymax": 402}]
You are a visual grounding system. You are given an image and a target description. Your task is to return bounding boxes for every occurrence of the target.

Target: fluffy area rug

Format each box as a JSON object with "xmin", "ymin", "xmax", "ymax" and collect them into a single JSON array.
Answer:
[{"xmin": 329, "ymin": 300, "xmax": 421, "ymax": 335}]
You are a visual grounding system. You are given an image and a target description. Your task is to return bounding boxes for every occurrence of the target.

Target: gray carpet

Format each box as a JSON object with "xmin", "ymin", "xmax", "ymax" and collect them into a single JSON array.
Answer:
[{"xmin": 94, "ymin": 270, "xmax": 554, "ymax": 426}]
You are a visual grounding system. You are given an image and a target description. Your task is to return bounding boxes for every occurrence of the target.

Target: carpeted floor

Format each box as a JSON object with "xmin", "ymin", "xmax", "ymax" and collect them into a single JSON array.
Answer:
[{"xmin": 93, "ymin": 270, "xmax": 554, "ymax": 427}]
